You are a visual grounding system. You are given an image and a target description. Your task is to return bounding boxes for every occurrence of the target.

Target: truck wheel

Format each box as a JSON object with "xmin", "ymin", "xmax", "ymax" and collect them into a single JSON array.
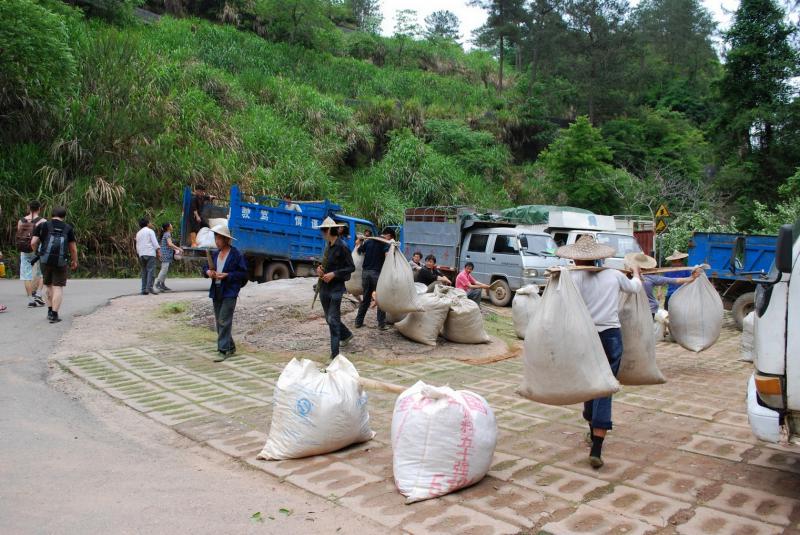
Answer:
[
  {"xmin": 265, "ymin": 262, "xmax": 290, "ymax": 281},
  {"xmin": 732, "ymin": 292, "xmax": 755, "ymax": 331},
  {"xmin": 489, "ymin": 279, "xmax": 512, "ymax": 307}
]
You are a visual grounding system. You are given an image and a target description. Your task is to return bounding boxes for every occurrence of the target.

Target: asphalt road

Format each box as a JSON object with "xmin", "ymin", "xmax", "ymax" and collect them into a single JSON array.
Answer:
[{"xmin": 0, "ymin": 278, "xmax": 379, "ymax": 534}]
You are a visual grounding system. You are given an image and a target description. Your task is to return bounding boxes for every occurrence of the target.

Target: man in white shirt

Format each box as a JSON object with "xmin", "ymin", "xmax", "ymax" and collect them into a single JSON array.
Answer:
[
  {"xmin": 135, "ymin": 217, "xmax": 162, "ymax": 295},
  {"xmin": 557, "ymin": 235, "xmax": 642, "ymax": 469},
  {"xmin": 283, "ymin": 194, "xmax": 302, "ymax": 213}
]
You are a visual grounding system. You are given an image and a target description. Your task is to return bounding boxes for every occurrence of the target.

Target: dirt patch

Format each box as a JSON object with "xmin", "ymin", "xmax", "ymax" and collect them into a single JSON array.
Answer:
[{"xmin": 187, "ymin": 278, "xmax": 514, "ymax": 363}]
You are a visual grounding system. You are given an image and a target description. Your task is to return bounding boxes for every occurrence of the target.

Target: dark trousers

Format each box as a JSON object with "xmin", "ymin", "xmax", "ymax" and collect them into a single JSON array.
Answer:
[
  {"xmin": 467, "ymin": 288, "xmax": 483, "ymax": 306},
  {"xmin": 139, "ymin": 255, "xmax": 156, "ymax": 293},
  {"xmin": 583, "ymin": 328, "xmax": 623, "ymax": 430},
  {"xmin": 355, "ymin": 270, "xmax": 385, "ymax": 327},
  {"xmin": 664, "ymin": 293, "xmax": 673, "ymax": 311},
  {"xmin": 212, "ymin": 296, "xmax": 237, "ymax": 353},
  {"xmin": 320, "ymin": 289, "xmax": 352, "ymax": 358}
]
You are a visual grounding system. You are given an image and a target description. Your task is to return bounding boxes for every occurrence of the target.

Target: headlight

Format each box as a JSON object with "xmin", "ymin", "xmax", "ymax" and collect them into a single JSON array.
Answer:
[{"xmin": 523, "ymin": 269, "xmax": 538, "ymax": 278}]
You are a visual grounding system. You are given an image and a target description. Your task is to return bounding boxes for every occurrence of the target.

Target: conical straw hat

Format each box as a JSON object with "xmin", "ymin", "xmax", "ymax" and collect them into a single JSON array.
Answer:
[{"xmin": 556, "ymin": 235, "xmax": 615, "ymax": 260}]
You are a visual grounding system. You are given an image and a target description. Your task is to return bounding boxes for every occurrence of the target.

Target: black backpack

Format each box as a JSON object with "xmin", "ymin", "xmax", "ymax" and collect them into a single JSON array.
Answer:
[
  {"xmin": 16, "ymin": 216, "xmax": 41, "ymax": 253},
  {"xmin": 40, "ymin": 221, "xmax": 68, "ymax": 267}
]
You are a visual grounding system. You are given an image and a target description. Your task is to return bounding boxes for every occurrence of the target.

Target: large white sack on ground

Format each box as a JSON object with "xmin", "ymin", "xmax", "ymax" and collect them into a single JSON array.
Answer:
[
  {"xmin": 345, "ymin": 251, "xmax": 364, "ymax": 296},
  {"xmin": 617, "ymin": 287, "xmax": 666, "ymax": 385},
  {"xmin": 669, "ymin": 273, "xmax": 723, "ymax": 352},
  {"xmin": 196, "ymin": 227, "xmax": 216, "ymax": 248},
  {"xmin": 512, "ymin": 285, "xmax": 541, "ymax": 339},
  {"xmin": 392, "ymin": 381, "xmax": 496, "ymax": 503},
  {"xmin": 377, "ymin": 243, "xmax": 421, "ymax": 315},
  {"xmin": 257, "ymin": 355, "xmax": 374, "ymax": 460},
  {"xmin": 442, "ymin": 297, "xmax": 490, "ymax": 344},
  {"xmin": 518, "ymin": 270, "xmax": 620, "ymax": 405},
  {"xmin": 395, "ymin": 293, "xmax": 451, "ymax": 346},
  {"xmin": 741, "ymin": 311, "xmax": 755, "ymax": 362}
]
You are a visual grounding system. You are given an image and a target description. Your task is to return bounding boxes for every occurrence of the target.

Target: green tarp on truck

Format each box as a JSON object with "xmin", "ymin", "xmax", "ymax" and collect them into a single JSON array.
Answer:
[{"xmin": 500, "ymin": 205, "xmax": 593, "ymax": 225}]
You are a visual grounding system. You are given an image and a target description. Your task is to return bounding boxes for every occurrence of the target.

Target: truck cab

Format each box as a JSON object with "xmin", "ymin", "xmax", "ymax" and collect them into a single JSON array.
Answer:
[{"xmin": 747, "ymin": 222, "xmax": 800, "ymax": 446}]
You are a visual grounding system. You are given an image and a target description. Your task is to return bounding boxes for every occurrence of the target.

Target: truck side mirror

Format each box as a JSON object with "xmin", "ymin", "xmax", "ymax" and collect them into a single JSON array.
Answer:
[
  {"xmin": 776, "ymin": 224, "xmax": 794, "ymax": 273},
  {"xmin": 519, "ymin": 236, "xmax": 528, "ymax": 249}
]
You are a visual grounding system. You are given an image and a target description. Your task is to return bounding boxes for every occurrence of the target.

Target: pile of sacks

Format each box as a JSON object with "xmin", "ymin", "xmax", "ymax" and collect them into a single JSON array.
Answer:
[{"xmin": 377, "ymin": 244, "xmax": 489, "ymax": 346}]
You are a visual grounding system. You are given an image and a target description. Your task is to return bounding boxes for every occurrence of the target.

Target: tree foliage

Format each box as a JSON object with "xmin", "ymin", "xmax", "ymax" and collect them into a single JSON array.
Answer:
[{"xmin": 424, "ymin": 10, "xmax": 461, "ymax": 42}]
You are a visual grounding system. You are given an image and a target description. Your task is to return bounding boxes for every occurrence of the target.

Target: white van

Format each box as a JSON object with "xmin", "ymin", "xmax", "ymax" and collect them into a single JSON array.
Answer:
[{"xmin": 747, "ymin": 223, "xmax": 800, "ymax": 445}]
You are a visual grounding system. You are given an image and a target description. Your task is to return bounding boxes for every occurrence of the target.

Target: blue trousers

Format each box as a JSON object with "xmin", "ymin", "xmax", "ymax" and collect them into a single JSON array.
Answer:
[
  {"xmin": 139, "ymin": 255, "xmax": 156, "ymax": 293},
  {"xmin": 212, "ymin": 296, "xmax": 237, "ymax": 353},
  {"xmin": 583, "ymin": 328, "xmax": 623, "ymax": 430},
  {"xmin": 320, "ymin": 289, "xmax": 352, "ymax": 358}
]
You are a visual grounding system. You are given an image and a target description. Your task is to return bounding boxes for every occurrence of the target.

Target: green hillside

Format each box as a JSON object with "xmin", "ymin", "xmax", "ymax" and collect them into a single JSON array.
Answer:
[{"xmin": 1, "ymin": 0, "xmax": 798, "ymax": 269}]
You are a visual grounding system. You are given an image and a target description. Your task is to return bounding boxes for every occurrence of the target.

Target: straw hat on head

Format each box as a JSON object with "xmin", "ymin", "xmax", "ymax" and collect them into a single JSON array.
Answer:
[
  {"xmin": 665, "ymin": 250, "xmax": 689, "ymax": 262},
  {"xmin": 624, "ymin": 252, "xmax": 657, "ymax": 269},
  {"xmin": 210, "ymin": 223, "xmax": 234, "ymax": 240},
  {"xmin": 556, "ymin": 235, "xmax": 616, "ymax": 260},
  {"xmin": 318, "ymin": 216, "xmax": 345, "ymax": 229}
]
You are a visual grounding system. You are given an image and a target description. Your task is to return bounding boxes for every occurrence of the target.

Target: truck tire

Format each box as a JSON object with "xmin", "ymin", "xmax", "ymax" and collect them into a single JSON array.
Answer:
[
  {"xmin": 732, "ymin": 292, "xmax": 755, "ymax": 331},
  {"xmin": 265, "ymin": 262, "xmax": 290, "ymax": 281},
  {"xmin": 489, "ymin": 279, "xmax": 512, "ymax": 307}
]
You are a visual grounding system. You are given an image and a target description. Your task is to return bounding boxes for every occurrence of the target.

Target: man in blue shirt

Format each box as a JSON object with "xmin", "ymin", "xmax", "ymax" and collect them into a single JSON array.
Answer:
[
  {"xmin": 354, "ymin": 228, "xmax": 394, "ymax": 330},
  {"xmin": 627, "ymin": 252, "xmax": 700, "ymax": 315},
  {"xmin": 663, "ymin": 250, "xmax": 694, "ymax": 310}
]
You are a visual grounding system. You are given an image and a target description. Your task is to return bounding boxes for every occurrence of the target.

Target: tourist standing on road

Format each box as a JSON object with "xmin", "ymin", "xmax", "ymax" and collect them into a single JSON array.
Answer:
[
  {"xmin": 136, "ymin": 218, "xmax": 161, "ymax": 295},
  {"xmin": 30, "ymin": 206, "xmax": 78, "ymax": 324},
  {"xmin": 202, "ymin": 223, "xmax": 248, "ymax": 362},
  {"xmin": 189, "ymin": 185, "xmax": 215, "ymax": 246},
  {"xmin": 556, "ymin": 236, "xmax": 642, "ymax": 468},
  {"xmin": 663, "ymin": 250, "xmax": 692, "ymax": 310},
  {"xmin": 354, "ymin": 228, "xmax": 393, "ymax": 331},
  {"xmin": 16, "ymin": 200, "xmax": 46, "ymax": 308},
  {"xmin": 625, "ymin": 252, "xmax": 700, "ymax": 317},
  {"xmin": 155, "ymin": 222, "xmax": 183, "ymax": 292},
  {"xmin": 417, "ymin": 255, "xmax": 451, "ymax": 287},
  {"xmin": 455, "ymin": 262, "xmax": 491, "ymax": 306},
  {"xmin": 317, "ymin": 217, "xmax": 355, "ymax": 359}
]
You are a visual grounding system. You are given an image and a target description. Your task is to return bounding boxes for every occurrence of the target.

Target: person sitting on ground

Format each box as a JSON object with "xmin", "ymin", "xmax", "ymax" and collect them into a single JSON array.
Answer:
[
  {"xmin": 556, "ymin": 235, "xmax": 642, "ymax": 469},
  {"xmin": 283, "ymin": 194, "xmax": 302, "ymax": 213},
  {"xmin": 202, "ymin": 223, "xmax": 248, "ymax": 362},
  {"xmin": 455, "ymin": 262, "xmax": 491, "ymax": 306},
  {"xmin": 624, "ymin": 252, "xmax": 701, "ymax": 317},
  {"xmin": 662, "ymin": 250, "xmax": 693, "ymax": 310},
  {"xmin": 409, "ymin": 251, "xmax": 423, "ymax": 278},
  {"xmin": 354, "ymin": 227, "xmax": 393, "ymax": 331},
  {"xmin": 417, "ymin": 254, "xmax": 451, "ymax": 287},
  {"xmin": 155, "ymin": 222, "xmax": 183, "ymax": 292},
  {"xmin": 17, "ymin": 200, "xmax": 46, "ymax": 308},
  {"xmin": 189, "ymin": 185, "xmax": 216, "ymax": 246}
]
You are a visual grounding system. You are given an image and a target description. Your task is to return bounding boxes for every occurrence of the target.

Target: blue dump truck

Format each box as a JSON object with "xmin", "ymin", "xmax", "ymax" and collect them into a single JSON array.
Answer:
[
  {"xmin": 688, "ymin": 232, "xmax": 777, "ymax": 330},
  {"xmin": 180, "ymin": 185, "xmax": 378, "ymax": 282}
]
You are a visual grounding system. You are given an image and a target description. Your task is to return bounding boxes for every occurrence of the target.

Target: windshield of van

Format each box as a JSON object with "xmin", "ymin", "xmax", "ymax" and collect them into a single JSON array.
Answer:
[
  {"xmin": 596, "ymin": 233, "xmax": 641, "ymax": 257},
  {"xmin": 521, "ymin": 234, "xmax": 558, "ymax": 256}
]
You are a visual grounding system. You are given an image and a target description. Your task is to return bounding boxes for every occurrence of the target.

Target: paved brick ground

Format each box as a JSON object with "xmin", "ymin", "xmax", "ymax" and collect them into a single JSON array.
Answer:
[{"xmin": 57, "ymin": 316, "xmax": 800, "ymax": 534}]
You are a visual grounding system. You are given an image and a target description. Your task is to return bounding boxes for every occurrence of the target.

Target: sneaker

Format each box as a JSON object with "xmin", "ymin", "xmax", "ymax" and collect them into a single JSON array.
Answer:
[
  {"xmin": 340, "ymin": 334, "xmax": 354, "ymax": 347},
  {"xmin": 378, "ymin": 325, "xmax": 389, "ymax": 331},
  {"xmin": 141, "ymin": 291, "xmax": 149, "ymax": 295},
  {"xmin": 47, "ymin": 310, "xmax": 54, "ymax": 321},
  {"xmin": 34, "ymin": 295, "xmax": 46, "ymax": 306},
  {"xmin": 49, "ymin": 313, "xmax": 61, "ymax": 324},
  {"xmin": 213, "ymin": 352, "xmax": 228, "ymax": 363},
  {"xmin": 149, "ymin": 288, "xmax": 160, "ymax": 295},
  {"xmin": 28, "ymin": 301, "xmax": 38, "ymax": 308},
  {"xmin": 589, "ymin": 455, "xmax": 604, "ymax": 469},
  {"xmin": 354, "ymin": 323, "xmax": 364, "ymax": 329},
  {"xmin": 161, "ymin": 285, "xmax": 173, "ymax": 292}
]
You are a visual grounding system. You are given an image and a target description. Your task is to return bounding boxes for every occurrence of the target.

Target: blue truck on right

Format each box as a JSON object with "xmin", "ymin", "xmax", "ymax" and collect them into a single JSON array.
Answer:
[{"xmin": 688, "ymin": 232, "xmax": 777, "ymax": 330}]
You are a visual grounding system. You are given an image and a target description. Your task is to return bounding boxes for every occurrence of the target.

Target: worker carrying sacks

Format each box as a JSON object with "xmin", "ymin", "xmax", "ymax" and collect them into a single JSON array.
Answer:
[
  {"xmin": 668, "ymin": 272, "xmax": 723, "ymax": 352},
  {"xmin": 345, "ymin": 250, "xmax": 364, "ymax": 297},
  {"xmin": 617, "ymin": 287, "xmax": 666, "ymax": 385},
  {"xmin": 518, "ymin": 269, "xmax": 620, "ymax": 405},
  {"xmin": 512, "ymin": 285, "xmax": 541, "ymax": 339},
  {"xmin": 436, "ymin": 285, "xmax": 490, "ymax": 344},
  {"xmin": 377, "ymin": 242, "xmax": 422, "ymax": 316},
  {"xmin": 395, "ymin": 292, "xmax": 451, "ymax": 346},
  {"xmin": 257, "ymin": 355, "xmax": 375, "ymax": 460},
  {"xmin": 392, "ymin": 381, "xmax": 497, "ymax": 503}
]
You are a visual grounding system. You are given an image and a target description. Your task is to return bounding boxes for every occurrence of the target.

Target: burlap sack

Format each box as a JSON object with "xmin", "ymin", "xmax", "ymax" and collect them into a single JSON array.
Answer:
[
  {"xmin": 377, "ymin": 243, "xmax": 422, "ymax": 315},
  {"xmin": 741, "ymin": 312, "xmax": 754, "ymax": 362},
  {"xmin": 617, "ymin": 287, "xmax": 666, "ymax": 385},
  {"xmin": 442, "ymin": 297, "xmax": 490, "ymax": 344},
  {"xmin": 345, "ymin": 250, "xmax": 364, "ymax": 296},
  {"xmin": 669, "ymin": 273, "xmax": 723, "ymax": 352},
  {"xmin": 396, "ymin": 293, "xmax": 451, "ymax": 346},
  {"xmin": 518, "ymin": 270, "xmax": 619, "ymax": 405},
  {"xmin": 512, "ymin": 285, "xmax": 541, "ymax": 339}
]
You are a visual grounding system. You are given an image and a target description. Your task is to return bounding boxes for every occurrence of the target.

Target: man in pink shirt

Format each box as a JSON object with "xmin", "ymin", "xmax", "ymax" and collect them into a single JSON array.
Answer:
[{"xmin": 456, "ymin": 262, "xmax": 491, "ymax": 306}]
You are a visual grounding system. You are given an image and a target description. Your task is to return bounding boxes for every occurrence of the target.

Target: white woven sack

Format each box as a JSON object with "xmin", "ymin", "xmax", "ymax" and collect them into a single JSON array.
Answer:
[
  {"xmin": 377, "ymin": 243, "xmax": 422, "ymax": 315},
  {"xmin": 741, "ymin": 311, "xmax": 754, "ymax": 362},
  {"xmin": 257, "ymin": 355, "xmax": 374, "ymax": 460},
  {"xmin": 512, "ymin": 285, "xmax": 541, "ymax": 339},
  {"xmin": 653, "ymin": 309, "xmax": 668, "ymax": 340},
  {"xmin": 669, "ymin": 273, "xmax": 723, "ymax": 352},
  {"xmin": 518, "ymin": 270, "xmax": 620, "ymax": 405},
  {"xmin": 395, "ymin": 293, "xmax": 451, "ymax": 346},
  {"xmin": 442, "ymin": 297, "xmax": 490, "ymax": 344},
  {"xmin": 392, "ymin": 381, "xmax": 496, "ymax": 503},
  {"xmin": 617, "ymin": 287, "xmax": 666, "ymax": 385},
  {"xmin": 196, "ymin": 227, "xmax": 216, "ymax": 248},
  {"xmin": 345, "ymin": 251, "xmax": 364, "ymax": 296}
]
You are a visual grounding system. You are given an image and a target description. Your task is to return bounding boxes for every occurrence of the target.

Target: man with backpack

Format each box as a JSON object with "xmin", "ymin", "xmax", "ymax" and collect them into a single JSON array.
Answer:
[
  {"xmin": 16, "ymin": 200, "xmax": 46, "ymax": 308},
  {"xmin": 29, "ymin": 206, "xmax": 78, "ymax": 324}
]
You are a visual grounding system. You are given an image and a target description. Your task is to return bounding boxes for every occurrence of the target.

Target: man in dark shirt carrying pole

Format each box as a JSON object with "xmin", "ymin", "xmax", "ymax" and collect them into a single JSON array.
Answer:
[
  {"xmin": 354, "ymin": 228, "xmax": 394, "ymax": 331},
  {"xmin": 317, "ymin": 217, "xmax": 356, "ymax": 359}
]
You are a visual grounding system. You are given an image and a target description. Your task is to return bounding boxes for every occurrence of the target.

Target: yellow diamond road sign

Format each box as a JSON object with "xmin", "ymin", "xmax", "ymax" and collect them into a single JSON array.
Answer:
[
  {"xmin": 655, "ymin": 219, "xmax": 668, "ymax": 233},
  {"xmin": 655, "ymin": 204, "xmax": 671, "ymax": 218}
]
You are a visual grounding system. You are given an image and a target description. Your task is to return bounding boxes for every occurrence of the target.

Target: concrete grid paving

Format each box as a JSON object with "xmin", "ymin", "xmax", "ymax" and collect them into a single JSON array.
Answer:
[{"xmin": 57, "ymin": 317, "xmax": 800, "ymax": 534}]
